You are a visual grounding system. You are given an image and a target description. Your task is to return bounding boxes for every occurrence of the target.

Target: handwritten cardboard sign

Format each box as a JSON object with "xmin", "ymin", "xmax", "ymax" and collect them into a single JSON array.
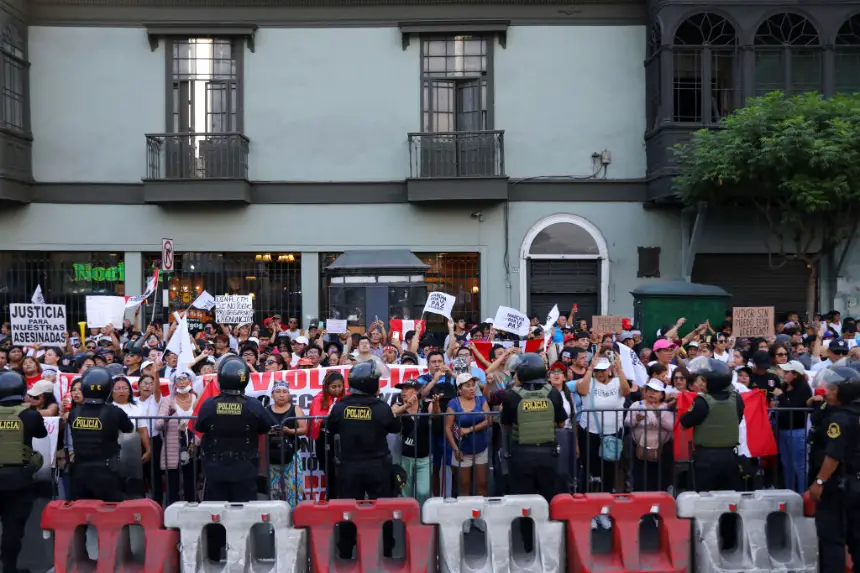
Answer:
[
  {"xmin": 732, "ymin": 306, "xmax": 775, "ymax": 339},
  {"xmin": 215, "ymin": 295, "xmax": 254, "ymax": 325},
  {"xmin": 592, "ymin": 315, "xmax": 623, "ymax": 333}
]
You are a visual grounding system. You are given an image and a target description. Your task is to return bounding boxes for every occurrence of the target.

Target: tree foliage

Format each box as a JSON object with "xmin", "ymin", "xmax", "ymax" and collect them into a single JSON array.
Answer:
[{"xmin": 673, "ymin": 91, "xmax": 860, "ymax": 266}]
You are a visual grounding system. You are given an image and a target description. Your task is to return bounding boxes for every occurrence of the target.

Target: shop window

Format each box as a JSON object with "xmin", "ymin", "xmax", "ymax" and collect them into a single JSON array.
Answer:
[
  {"xmin": 142, "ymin": 252, "xmax": 301, "ymax": 328},
  {"xmin": 0, "ymin": 252, "xmax": 124, "ymax": 328}
]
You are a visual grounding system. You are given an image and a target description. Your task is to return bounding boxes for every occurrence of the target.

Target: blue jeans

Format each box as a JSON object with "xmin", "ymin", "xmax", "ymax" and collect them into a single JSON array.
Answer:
[
  {"xmin": 400, "ymin": 456, "xmax": 431, "ymax": 505},
  {"xmin": 778, "ymin": 428, "xmax": 807, "ymax": 493}
]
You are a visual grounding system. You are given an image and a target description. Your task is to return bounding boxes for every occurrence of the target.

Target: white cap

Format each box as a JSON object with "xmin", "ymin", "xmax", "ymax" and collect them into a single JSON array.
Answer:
[
  {"xmin": 778, "ymin": 360, "xmax": 806, "ymax": 375},
  {"xmin": 295, "ymin": 336, "xmax": 309, "ymax": 345},
  {"xmin": 644, "ymin": 379, "xmax": 666, "ymax": 392},
  {"xmin": 141, "ymin": 360, "xmax": 154, "ymax": 370},
  {"xmin": 593, "ymin": 358, "xmax": 611, "ymax": 371},
  {"xmin": 456, "ymin": 372, "xmax": 478, "ymax": 386}
]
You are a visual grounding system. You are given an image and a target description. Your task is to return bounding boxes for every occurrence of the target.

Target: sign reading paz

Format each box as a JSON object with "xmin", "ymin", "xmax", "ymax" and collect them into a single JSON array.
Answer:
[
  {"xmin": 422, "ymin": 291, "xmax": 456, "ymax": 319},
  {"xmin": 215, "ymin": 295, "xmax": 254, "ymax": 325},
  {"xmin": 592, "ymin": 315, "xmax": 624, "ymax": 333},
  {"xmin": 732, "ymin": 306, "xmax": 775, "ymax": 338},
  {"xmin": 10, "ymin": 303, "xmax": 67, "ymax": 345}
]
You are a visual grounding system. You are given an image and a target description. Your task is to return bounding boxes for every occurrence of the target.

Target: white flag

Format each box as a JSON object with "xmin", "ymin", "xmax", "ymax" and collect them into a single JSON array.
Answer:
[
  {"xmin": 165, "ymin": 312, "xmax": 195, "ymax": 371},
  {"xmin": 422, "ymin": 291, "xmax": 456, "ymax": 319},
  {"xmin": 617, "ymin": 342, "xmax": 648, "ymax": 387},
  {"xmin": 191, "ymin": 290, "xmax": 216, "ymax": 311},
  {"xmin": 542, "ymin": 304, "xmax": 560, "ymax": 349},
  {"xmin": 492, "ymin": 306, "xmax": 530, "ymax": 337},
  {"xmin": 31, "ymin": 285, "xmax": 45, "ymax": 305}
]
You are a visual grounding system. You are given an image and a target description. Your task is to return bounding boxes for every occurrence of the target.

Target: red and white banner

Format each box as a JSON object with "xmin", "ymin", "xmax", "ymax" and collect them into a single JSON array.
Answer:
[
  {"xmin": 470, "ymin": 339, "xmax": 542, "ymax": 370},
  {"xmin": 55, "ymin": 372, "xmax": 171, "ymax": 404}
]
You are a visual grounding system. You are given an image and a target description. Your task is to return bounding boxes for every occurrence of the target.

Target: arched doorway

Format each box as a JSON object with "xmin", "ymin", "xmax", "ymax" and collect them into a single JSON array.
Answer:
[{"xmin": 519, "ymin": 214, "xmax": 609, "ymax": 322}]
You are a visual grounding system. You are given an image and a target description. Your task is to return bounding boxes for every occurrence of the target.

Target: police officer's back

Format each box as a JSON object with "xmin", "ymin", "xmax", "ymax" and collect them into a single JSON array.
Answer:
[
  {"xmin": 68, "ymin": 367, "xmax": 133, "ymax": 501},
  {"xmin": 196, "ymin": 356, "xmax": 273, "ymax": 502},
  {"xmin": 0, "ymin": 370, "xmax": 47, "ymax": 573},
  {"xmin": 679, "ymin": 357, "xmax": 744, "ymax": 492},
  {"xmin": 328, "ymin": 361, "xmax": 401, "ymax": 499},
  {"xmin": 806, "ymin": 366, "xmax": 860, "ymax": 573},
  {"xmin": 500, "ymin": 353, "xmax": 568, "ymax": 501}
]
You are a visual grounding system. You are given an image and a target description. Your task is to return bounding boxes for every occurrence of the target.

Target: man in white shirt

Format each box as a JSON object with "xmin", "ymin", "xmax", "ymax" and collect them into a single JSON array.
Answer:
[
  {"xmin": 811, "ymin": 338, "xmax": 850, "ymax": 372},
  {"xmin": 712, "ymin": 334, "xmax": 732, "ymax": 364}
]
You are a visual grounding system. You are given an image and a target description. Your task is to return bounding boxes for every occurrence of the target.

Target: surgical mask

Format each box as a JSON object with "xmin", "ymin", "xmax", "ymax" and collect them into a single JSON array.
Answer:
[{"xmin": 175, "ymin": 385, "xmax": 191, "ymax": 394}]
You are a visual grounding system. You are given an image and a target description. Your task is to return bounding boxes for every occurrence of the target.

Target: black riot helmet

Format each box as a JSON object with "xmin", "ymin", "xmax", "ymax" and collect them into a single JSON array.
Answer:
[
  {"xmin": 818, "ymin": 366, "xmax": 860, "ymax": 404},
  {"xmin": 81, "ymin": 367, "xmax": 112, "ymax": 403},
  {"xmin": 0, "ymin": 370, "xmax": 26, "ymax": 403},
  {"xmin": 348, "ymin": 361, "xmax": 380, "ymax": 395},
  {"xmin": 686, "ymin": 356, "xmax": 733, "ymax": 393},
  {"xmin": 515, "ymin": 353, "xmax": 548, "ymax": 388},
  {"xmin": 217, "ymin": 356, "xmax": 250, "ymax": 395}
]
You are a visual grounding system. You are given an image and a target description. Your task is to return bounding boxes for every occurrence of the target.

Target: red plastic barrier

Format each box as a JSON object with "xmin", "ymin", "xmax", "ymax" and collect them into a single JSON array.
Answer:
[
  {"xmin": 40, "ymin": 499, "xmax": 179, "ymax": 573},
  {"xmin": 550, "ymin": 493, "xmax": 690, "ymax": 573},
  {"xmin": 293, "ymin": 498, "xmax": 434, "ymax": 572}
]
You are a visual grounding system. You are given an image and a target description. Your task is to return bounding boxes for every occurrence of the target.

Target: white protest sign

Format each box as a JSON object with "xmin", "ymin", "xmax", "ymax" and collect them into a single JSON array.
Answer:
[
  {"xmin": 492, "ymin": 306, "xmax": 530, "ymax": 337},
  {"xmin": 192, "ymin": 290, "xmax": 216, "ymax": 311},
  {"xmin": 32, "ymin": 416, "xmax": 60, "ymax": 483},
  {"xmin": 10, "ymin": 304, "xmax": 67, "ymax": 346},
  {"xmin": 86, "ymin": 296, "xmax": 127, "ymax": 328},
  {"xmin": 327, "ymin": 319, "xmax": 348, "ymax": 334},
  {"xmin": 215, "ymin": 295, "xmax": 254, "ymax": 324},
  {"xmin": 422, "ymin": 291, "xmax": 456, "ymax": 319}
]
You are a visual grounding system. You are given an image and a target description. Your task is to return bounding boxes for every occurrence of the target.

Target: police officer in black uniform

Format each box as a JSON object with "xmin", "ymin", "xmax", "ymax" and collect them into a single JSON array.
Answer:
[
  {"xmin": 679, "ymin": 357, "xmax": 744, "ymax": 492},
  {"xmin": 196, "ymin": 356, "xmax": 273, "ymax": 502},
  {"xmin": 68, "ymin": 367, "xmax": 134, "ymax": 501},
  {"xmin": 807, "ymin": 366, "xmax": 860, "ymax": 573},
  {"xmin": 328, "ymin": 361, "xmax": 401, "ymax": 499},
  {"xmin": 0, "ymin": 371, "xmax": 46, "ymax": 573},
  {"xmin": 500, "ymin": 353, "xmax": 568, "ymax": 501}
]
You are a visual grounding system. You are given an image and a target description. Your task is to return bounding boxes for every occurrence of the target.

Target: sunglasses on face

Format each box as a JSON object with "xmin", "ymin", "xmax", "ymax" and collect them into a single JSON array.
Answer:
[
  {"xmin": 265, "ymin": 360, "xmax": 277, "ymax": 365},
  {"xmin": 776, "ymin": 352, "xmax": 788, "ymax": 357}
]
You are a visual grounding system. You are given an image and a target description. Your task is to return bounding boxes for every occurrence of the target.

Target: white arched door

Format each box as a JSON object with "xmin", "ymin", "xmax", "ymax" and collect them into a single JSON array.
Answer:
[{"xmin": 519, "ymin": 214, "xmax": 609, "ymax": 321}]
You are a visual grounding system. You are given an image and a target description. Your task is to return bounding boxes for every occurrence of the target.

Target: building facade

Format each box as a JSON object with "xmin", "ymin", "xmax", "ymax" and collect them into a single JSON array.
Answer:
[{"xmin": 0, "ymin": 0, "xmax": 857, "ymax": 328}]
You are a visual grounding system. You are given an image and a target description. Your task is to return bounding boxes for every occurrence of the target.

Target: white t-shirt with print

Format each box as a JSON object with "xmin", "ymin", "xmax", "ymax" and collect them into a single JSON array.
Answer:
[{"xmin": 579, "ymin": 378, "xmax": 625, "ymax": 436}]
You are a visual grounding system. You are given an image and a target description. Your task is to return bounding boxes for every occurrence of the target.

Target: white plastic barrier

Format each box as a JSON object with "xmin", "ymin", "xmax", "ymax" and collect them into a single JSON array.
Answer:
[
  {"xmin": 676, "ymin": 490, "xmax": 816, "ymax": 573},
  {"xmin": 164, "ymin": 501, "xmax": 307, "ymax": 573},
  {"xmin": 421, "ymin": 495, "xmax": 564, "ymax": 573}
]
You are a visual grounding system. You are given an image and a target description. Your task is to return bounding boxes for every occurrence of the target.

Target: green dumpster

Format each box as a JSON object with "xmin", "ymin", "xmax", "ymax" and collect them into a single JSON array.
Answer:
[{"xmin": 631, "ymin": 280, "xmax": 731, "ymax": 346}]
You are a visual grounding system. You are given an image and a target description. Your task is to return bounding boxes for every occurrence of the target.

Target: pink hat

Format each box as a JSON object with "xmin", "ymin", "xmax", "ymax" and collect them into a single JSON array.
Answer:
[{"xmin": 653, "ymin": 339, "xmax": 675, "ymax": 351}]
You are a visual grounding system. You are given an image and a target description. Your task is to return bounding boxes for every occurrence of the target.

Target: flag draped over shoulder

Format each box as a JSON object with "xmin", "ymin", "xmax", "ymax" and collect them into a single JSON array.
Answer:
[{"xmin": 673, "ymin": 389, "xmax": 777, "ymax": 461}]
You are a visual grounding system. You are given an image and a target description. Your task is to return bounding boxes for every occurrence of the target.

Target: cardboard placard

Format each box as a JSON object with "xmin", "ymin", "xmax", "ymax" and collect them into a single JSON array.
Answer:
[
  {"xmin": 592, "ymin": 315, "xmax": 624, "ymax": 333},
  {"xmin": 215, "ymin": 295, "xmax": 254, "ymax": 325},
  {"xmin": 10, "ymin": 303, "xmax": 67, "ymax": 345},
  {"xmin": 732, "ymin": 306, "xmax": 775, "ymax": 339}
]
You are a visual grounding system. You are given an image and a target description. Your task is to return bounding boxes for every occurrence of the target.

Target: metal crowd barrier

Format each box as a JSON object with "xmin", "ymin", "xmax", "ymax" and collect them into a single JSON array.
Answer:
[{"xmin": 46, "ymin": 405, "xmax": 817, "ymax": 506}]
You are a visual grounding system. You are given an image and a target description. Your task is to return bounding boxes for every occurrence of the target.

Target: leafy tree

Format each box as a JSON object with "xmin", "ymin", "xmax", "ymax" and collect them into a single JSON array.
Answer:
[{"xmin": 674, "ymin": 91, "xmax": 860, "ymax": 320}]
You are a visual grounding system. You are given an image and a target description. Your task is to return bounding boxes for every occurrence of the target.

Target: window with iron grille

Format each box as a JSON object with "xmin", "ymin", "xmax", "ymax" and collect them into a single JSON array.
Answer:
[
  {"xmin": 141, "ymin": 253, "xmax": 301, "ymax": 326},
  {"xmin": 0, "ymin": 253, "xmax": 125, "ymax": 328},
  {"xmin": 672, "ymin": 13, "xmax": 738, "ymax": 124},
  {"xmin": 166, "ymin": 38, "xmax": 243, "ymax": 178},
  {"xmin": 0, "ymin": 23, "xmax": 26, "ymax": 133},
  {"xmin": 836, "ymin": 15, "xmax": 860, "ymax": 94},
  {"xmin": 319, "ymin": 252, "xmax": 481, "ymax": 331},
  {"xmin": 754, "ymin": 14, "xmax": 822, "ymax": 97}
]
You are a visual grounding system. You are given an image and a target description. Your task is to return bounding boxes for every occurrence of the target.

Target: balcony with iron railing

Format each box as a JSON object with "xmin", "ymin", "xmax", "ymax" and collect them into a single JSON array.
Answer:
[
  {"xmin": 142, "ymin": 132, "xmax": 251, "ymax": 203},
  {"xmin": 406, "ymin": 130, "xmax": 508, "ymax": 202}
]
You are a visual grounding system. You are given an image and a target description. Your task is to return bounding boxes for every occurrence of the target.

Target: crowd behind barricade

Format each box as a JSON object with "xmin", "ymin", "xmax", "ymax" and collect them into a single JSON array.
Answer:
[{"xmin": 1, "ymin": 305, "xmax": 858, "ymax": 510}]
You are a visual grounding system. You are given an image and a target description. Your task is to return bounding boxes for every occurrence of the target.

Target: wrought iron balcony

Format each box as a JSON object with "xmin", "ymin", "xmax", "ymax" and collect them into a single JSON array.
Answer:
[
  {"xmin": 144, "ymin": 132, "xmax": 249, "ymax": 180},
  {"xmin": 408, "ymin": 130, "xmax": 505, "ymax": 178}
]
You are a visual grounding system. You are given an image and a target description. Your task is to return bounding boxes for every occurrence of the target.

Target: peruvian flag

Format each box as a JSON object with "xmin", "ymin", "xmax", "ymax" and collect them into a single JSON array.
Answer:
[
  {"xmin": 470, "ymin": 339, "xmax": 543, "ymax": 370},
  {"xmin": 673, "ymin": 389, "xmax": 777, "ymax": 461},
  {"xmin": 389, "ymin": 319, "xmax": 426, "ymax": 343},
  {"xmin": 124, "ymin": 268, "xmax": 160, "ymax": 309},
  {"xmin": 190, "ymin": 378, "xmax": 220, "ymax": 436}
]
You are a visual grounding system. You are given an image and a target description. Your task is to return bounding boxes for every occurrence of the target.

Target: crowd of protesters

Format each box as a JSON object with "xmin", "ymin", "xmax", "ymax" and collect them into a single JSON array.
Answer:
[{"xmin": 0, "ymin": 304, "xmax": 856, "ymax": 507}]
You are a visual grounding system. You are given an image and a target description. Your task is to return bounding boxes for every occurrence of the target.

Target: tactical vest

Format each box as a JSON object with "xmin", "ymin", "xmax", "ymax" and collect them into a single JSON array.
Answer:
[
  {"xmin": 693, "ymin": 393, "xmax": 739, "ymax": 448},
  {"xmin": 512, "ymin": 386, "xmax": 556, "ymax": 446},
  {"xmin": 70, "ymin": 404, "xmax": 118, "ymax": 462},
  {"xmin": 203, "ymin": 395, "xmax": 259, "ymax": 460},
  {"xmin": 0, "ymin": 404, "xmax": 29, "ymax": 466}
]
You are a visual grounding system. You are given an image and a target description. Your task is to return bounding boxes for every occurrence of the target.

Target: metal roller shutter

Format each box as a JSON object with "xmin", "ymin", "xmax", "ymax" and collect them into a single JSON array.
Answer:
[
  {"xmin": 528, "ymin": 259, "xmax": 600, "ymax": 323},
  {"xmin": 691, "ymin": 254, "xmax": 816, "ymax": 317}
]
